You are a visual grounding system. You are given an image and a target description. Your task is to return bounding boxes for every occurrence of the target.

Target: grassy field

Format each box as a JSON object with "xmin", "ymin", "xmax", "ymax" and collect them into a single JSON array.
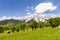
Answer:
[{"xmin": 0, "ymin": 27, "xmax": 60, "ymax": 40}]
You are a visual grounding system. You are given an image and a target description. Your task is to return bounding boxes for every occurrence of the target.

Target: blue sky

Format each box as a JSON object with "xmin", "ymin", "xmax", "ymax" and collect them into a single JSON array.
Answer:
[{"xmin": 0, "ymin": 0, "xmax": 60, "ymax": 17}]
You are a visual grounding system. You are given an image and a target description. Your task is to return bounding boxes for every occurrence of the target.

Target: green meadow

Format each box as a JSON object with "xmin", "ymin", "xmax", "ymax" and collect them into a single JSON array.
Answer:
[{"xmin": 0, "ymin": 28, "xmax": 60, "ymax": 40}]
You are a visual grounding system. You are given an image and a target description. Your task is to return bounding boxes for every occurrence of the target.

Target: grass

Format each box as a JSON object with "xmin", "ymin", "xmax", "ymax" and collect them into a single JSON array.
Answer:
[{"xmin": 0, "ymin": 27, "xmax": 60, "ymax": 40}]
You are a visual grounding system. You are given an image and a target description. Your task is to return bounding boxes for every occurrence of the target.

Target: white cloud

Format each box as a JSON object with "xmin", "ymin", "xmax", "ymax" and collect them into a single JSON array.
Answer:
[
  {"xmin": 27, "ymin": 12, "xmax": 31, "ymax": 15},
  {"xmin": 35, "ymin": 2, "xmax": 57, "ymax": 13},
  {"xmin": 2, "ymin": 16, "xmax": 7, "ymax": 19},
  {"xmin": 0, "ymin": 16, "xmax": 21, "ymax": 21},
  {"xmin": 25, "ymin": 6, "xmax": 34, "ymax": 12},
  {"xmin": 25, "ymin": 7, "xmax": 30, "ymax": 12},
  {"xmin": 0, "ymin": 16, "xmax": 7, "ymax": 21},
  {"xmin": 26, "ymin": 7, "xmax": 29, "ymax": 9}
]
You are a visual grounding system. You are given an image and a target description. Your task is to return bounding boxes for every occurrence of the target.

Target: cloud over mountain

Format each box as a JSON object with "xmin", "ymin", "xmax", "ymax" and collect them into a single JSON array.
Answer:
[{"xmin": 35, "ymin": 2, "xmax": 57, "ymax": 13}]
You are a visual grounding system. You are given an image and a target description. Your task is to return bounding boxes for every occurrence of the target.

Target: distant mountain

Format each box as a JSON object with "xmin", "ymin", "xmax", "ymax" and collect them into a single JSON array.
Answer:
[
  {"xmin": 0, "ymin": 19, "xmax": 22, "ymax": 25},
  {"xmin": 0, "ymin": 14, "xmax": 59, "ymax": 25},
  {"xmin": 21, "ymin": 14, "xmax": 59, "ymax": 22}
]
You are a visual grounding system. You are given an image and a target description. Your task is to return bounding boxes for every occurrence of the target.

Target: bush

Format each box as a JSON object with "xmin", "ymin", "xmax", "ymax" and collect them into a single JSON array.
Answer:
[
  {"xmin": 28, "ymin": 20, "xmax": 38, "ymax": 30},
  {"xmin": 11, "ymin": 26, "xmax": 15, "ymax": 33},
  {"xmin": 15, "ymin": 26, "xmax": 20, "ymax": 32},
  {"xmin": 20, "ymin": 22, "xmax": 26, "ymax": 31},
  {"xmin": 38, "ymin": 22, "xmax": 46, "ymax": 28},
  {"xmin": 0, "ymin": 26, "xmax": 4, "ymax": 33},
  {"xmin": 48, "ymin": 17, "xmax": 60, "ymax": 28},
  {"xmin": 16, "ymin": 28, "xmax": 20, "ymax": 32},
  {"xmin": 26, "ymin": 24, "xmax": 30, "ymax": 31}
]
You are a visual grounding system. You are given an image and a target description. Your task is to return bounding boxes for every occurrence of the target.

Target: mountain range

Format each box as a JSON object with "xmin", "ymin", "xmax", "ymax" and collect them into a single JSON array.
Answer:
[{"xmin": 0, "ymin": 13, "xmax": 59, "ymax": 25}]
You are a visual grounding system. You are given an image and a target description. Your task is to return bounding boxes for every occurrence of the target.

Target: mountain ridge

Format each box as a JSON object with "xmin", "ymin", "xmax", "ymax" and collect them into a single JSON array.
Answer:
[{"xmin": 0, "ymin": 13, "xmax": 59, "ymax": 23}]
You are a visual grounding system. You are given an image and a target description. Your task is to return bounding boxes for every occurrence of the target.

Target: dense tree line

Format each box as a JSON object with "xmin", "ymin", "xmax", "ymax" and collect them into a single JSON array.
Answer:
[{"xmin": 0, "ymin": 17, "xmax": 60, "ymax": 33}]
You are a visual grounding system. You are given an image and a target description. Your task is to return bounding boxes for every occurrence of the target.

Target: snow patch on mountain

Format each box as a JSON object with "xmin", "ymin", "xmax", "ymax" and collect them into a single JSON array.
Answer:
[{"xmin": 0, "ymin": 13, "xmax": 59, "ymax": 22}]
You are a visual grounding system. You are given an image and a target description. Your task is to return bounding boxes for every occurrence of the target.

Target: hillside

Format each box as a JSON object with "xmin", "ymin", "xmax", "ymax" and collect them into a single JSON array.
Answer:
[
  {"xmin": 0, "ymin": 19, "xmax": 22, "ymax": 25},
  {"xmin": 0, "ymin": 28, "xmax": 60, "ymax": 40}
]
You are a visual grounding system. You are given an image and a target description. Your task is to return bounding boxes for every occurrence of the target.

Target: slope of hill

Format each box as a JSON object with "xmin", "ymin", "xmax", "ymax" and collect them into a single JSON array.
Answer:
[
  {"xmin": 0, "ymin": 28, "xmax": 60, "ymax": 40},
  {"xmin": 0, "ymin": 19, "xmax": 22, "ymax": 25}
]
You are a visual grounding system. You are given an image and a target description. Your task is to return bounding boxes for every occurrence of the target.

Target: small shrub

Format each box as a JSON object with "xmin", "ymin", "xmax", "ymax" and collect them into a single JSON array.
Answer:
[
  {"xmin": 16, "ymin": 28, "xmax": 20, "ymax": 32},
  {"xmin": 0, "ymin": 27, "xmax": 4, "ymax": 33},
  {"xmin": 11, "ymin": 27, "xmax": 15, "ymax": 33}
]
